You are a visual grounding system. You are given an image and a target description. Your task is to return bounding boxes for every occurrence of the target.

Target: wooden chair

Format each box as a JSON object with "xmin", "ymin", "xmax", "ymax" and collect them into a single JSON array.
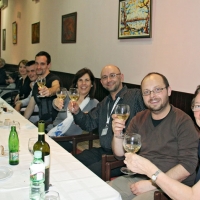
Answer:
[
  {"xmin": 0, "ymin": 88, "xmax": 19, "ymax": 106},
  {"xmin": 51, "ymin": 131, "xmax": 99, "ymax": 155},
  {"xmin": 154, "ymin": 191, "xmax": 171, "ymax": 200},
  {"xmin": 101, "ymin": 154, "xmax": 125, "ymax": 181}
]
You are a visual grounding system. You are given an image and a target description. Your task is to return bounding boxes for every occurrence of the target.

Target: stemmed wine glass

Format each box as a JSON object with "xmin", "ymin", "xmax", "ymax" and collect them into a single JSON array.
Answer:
[
  {"xmin": 37, "ymin": 76, "xmax": 46, "ymax": 97},
  {"xmin": 28, "ymin": 137, "xmax": 37, "ymax": 155},
  {"xmin": 115, "ymin": 104, "xmax": 130, "ymax": 138},
  {"xmin": 68, "ymin": 88, "xmax": 79, "ymax": 110},
  {"xmin": 56, "ymin": 87, "xmax": 67, "ymax": 111},
  {"xmin": 121, "ymin": 133, "xmax": 141, "ymax": 175}
]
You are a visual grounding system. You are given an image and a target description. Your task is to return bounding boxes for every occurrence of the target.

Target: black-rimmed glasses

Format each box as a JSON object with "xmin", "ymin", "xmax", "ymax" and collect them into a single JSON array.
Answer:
[{"xmin": 142, "ymin": 87, "xmax": 167, "ymax": 96}]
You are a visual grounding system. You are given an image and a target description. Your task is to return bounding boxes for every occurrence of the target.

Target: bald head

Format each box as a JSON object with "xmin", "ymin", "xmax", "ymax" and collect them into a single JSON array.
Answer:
[
  {"xmin": 100, "ymin": 65, "xmax": 124, "ymax": 99},
  {"xmin": 101, "ymin": 65, "xmax": 121, "ymax": 77}
]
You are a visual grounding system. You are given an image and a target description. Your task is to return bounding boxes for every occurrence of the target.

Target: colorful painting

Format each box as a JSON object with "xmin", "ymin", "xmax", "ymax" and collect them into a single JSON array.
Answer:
[
  {"xmin": 12, "ymin": 22, "xmax": 17, "ymax": 44},
  {"xmin": 118, "ymin": 0, "xmax": 152, "ymax": 39},
  {"xmin": 32, "ymin": 22, "xmax": 40, "ymax": 44},
  {"xmin": 62, "ymin": 12, "xmax": 77, "ymax": 43},
  {"xmin": 2, "ymin": 29, "xmax": 6, "ymax": 50}
]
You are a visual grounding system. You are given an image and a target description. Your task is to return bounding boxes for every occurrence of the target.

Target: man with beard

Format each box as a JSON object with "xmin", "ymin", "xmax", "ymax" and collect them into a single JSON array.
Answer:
[
  {"xmin": 110, "ymin": 72, "xmax": 199, "ymax": 200},
  {"xmin": 68, "ymin": 65, "xmax": 146, "ymax": 178},
  {"xmin": 24, "ymin": 51, "xmax": 60, "ymax": 123}
]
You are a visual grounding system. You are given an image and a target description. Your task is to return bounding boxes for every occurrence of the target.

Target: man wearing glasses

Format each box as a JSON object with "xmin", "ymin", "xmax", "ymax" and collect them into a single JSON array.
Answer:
[
  {"xmin": 68, "ymin": 65, "xmax": 146, "ymax": 178},
  {"xmin": 111, "ymin": 72, "xmax": 199, "ymax": 200}
]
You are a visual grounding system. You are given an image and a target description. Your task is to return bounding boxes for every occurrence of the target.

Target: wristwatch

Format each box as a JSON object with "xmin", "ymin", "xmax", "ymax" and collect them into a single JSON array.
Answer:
[{"xmin": 151, "ymin": 169, "xmax": 161, "ymax": 183}]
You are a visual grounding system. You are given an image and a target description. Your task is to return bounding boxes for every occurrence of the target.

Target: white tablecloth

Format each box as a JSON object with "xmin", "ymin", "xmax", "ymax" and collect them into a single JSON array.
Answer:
[{"xmin": 0, "ymin": 98, "xmax": 122, "ymax": 200}]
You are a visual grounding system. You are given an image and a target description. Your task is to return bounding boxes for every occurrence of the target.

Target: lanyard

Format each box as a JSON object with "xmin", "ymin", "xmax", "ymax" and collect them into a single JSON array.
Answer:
[{"xmin": 105, "ymin": 97, "xmax": 121, "ymax": 127}]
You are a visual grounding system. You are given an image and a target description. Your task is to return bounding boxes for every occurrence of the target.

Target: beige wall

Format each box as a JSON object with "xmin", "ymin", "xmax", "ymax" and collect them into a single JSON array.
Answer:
[{"xmin": 1, "ymin": 0, "xmax": 200, "ymax": 93}]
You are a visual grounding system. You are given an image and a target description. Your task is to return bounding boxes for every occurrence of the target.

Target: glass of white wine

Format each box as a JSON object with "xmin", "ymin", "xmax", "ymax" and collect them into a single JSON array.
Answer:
[
  {"xmin": 121, "ymin": 133, "xmax": 141, "ymax": 175},
  {"xmin": 37, "ymin": 76, "xmax": 46, "ymax": 97},
  {"xmin": 68, "ymin": 88, "xmax": 79, "ymax": 110},
  {"xmin": 115, "ymin": 104, "xmax": 130, "ymax": 138},
  {"xmin": 56, "ymin": 87, "xmax": 67, "ymax": 111}
]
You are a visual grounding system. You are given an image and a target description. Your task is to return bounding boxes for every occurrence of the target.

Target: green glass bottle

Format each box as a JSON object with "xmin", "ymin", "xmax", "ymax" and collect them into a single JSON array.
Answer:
[
  {"xmin": 33, "ymin": 120, "xmax": 50, "ymax": 191},
  {"xmin": 8, "ymin": 126, "xmax": 19, "ymax": 165}
]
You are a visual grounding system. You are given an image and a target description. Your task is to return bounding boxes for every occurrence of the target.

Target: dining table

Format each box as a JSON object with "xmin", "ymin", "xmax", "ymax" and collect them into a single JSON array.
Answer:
[{"xmin": 0, "ymin": 98, "xmax": 122, "ymax": 200}]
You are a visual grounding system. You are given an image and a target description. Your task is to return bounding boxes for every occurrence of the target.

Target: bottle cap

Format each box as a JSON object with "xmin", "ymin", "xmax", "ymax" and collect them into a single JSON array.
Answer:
[
  {"xmin": 38, "ymin": 120, "xmax": 45, "ymax": 132},
  {"xmin": 34, "ymin": 151, "xmax": 42, "ymax": 159}
]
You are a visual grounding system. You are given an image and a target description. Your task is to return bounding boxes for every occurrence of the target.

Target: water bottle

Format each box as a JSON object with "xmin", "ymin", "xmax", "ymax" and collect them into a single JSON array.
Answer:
[
  {"xmin": 8, "ymin": 125, "xmax": 19, "ymax": 165},
  {"xmin": 29, "ymin": 150, "xmax": 45, "ymax": 200}
]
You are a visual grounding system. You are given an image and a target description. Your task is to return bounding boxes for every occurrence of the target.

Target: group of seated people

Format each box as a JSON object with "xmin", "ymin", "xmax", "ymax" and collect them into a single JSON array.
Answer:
[
  {"xmin": 1, "ymin": 51, "xmax": 200, "ymax": 199},
  {"xmin": 0, "ymin": 58, "xmax": 32, "ymax": 105}
]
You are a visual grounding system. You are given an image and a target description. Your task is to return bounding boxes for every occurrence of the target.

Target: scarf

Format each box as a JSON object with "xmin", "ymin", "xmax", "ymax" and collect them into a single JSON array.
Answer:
[{"xmin": 47, "ymin": 97, "xmax": 90, "ymax": 137}]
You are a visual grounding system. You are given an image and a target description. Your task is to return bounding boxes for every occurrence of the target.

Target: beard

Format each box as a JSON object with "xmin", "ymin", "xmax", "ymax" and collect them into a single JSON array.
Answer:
[
  {"xmin": 146, "ymin": 97, "xmax": 169, "ymax": 113},
  {"xmin": 104, "ymin": 81, "xmax": 121, "ymax": 93}
]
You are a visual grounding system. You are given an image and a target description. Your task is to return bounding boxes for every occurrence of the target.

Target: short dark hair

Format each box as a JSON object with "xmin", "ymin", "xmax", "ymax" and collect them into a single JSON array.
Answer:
[
  {"xmin": 18, "ymin": 59, "xmax": 28, "ymax": 67},
  {"xmin": 141, "ymin": 72, "xmax": 170, "ymax": 88},
  {"xmin": 71, "ymin": 68, "xmax": 96, "ymax": 99},
  {"xmin": 35, "ymin": 51, "xmax": 51, "ymax": 64},
  {"xmin": 26, "ymin": 60, "xmax": 35, "ymax": 67}
]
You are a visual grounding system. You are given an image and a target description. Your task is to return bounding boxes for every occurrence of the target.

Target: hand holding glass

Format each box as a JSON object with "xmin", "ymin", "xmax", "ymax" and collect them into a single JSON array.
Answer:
[
  {"xmin": 37, "ymin": 76, "xmax": 46, "ymax": 97},
  {"xmin": 68, "ymin": 88, "xmax": 79, "ymax": 110},
  {"xmin": 115, "ymin": 104, "xmax": 130, "ymax": 138},
  {"xmin": 56, "ymin": 87, "xmax": 67, "ymax": 111},
  {"xmin": 121, "ymin": 133, "xmax": 141, "ymax": 175}
]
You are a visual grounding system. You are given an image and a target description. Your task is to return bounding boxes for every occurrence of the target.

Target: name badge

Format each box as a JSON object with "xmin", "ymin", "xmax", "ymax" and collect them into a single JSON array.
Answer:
[{"xmin": 101, "ymin": 127, "xmax": 108, "ymax": 136}]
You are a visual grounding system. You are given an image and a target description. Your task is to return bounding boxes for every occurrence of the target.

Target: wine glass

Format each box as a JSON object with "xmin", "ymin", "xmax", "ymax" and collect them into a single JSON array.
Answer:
[
  {"xmin": 115, "ymin": 104, "xmax": 130, "ymax": 138},
  {"xmin": 40, "ymin": 190, "xmax": 60, "ymax": 200},
  {"xmin": 56, "ymin": 87, "xmax": 67, "ymax": 111},
  {"xmin": 121, "ymin": 133, "xmax": 141, "ymax": 175},
  {"xmin": 37, "ymin": 76, "xmax": 46, "ymax": 97},
  {"xmin": 68, "ymin": 88, "xmax": 79, "ymax": 110},
  {"xmin": 28, "ymin": 137, "xmax": 37, "ymax": 155}
]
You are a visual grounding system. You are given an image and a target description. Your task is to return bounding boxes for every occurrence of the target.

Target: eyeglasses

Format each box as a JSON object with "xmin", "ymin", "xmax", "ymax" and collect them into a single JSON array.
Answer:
[
  {"xmin": 191, "ymin": 104, "xmax": 200, "ymax": 112},
  {"xmin": 101, "ymin": 73, "xmax": 121, "ymax": 81},
  {"xmin": 142, "ymin": 87, "xmax": 167, "ymax": 96}
]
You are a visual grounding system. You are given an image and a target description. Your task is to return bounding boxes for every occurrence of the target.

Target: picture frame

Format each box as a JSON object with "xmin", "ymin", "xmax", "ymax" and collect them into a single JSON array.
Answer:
[
  {"xmin": 62, "ymin": 12, "xmax": 77, "ymax": 43},
  {"xmin": 12, "ymin": 22, "xmax": 17, "ymax": 44},
  {"xmin": 2, "ymin": 29, "xmax": 6, "ymax": 50},
  {"xmin": 32, "ymin": 22, "xmax": 40, "ymax": 44},
  {"xmin": 118, "ymin": 0, "xmax": 152, "ymax": 39}
]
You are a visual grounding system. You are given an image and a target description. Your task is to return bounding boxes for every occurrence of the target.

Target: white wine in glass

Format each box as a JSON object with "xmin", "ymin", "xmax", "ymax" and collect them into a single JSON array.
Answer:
[
  {"xmin": 56, "ymin": 87, "xmax": 67, "ymax": 111},
  {"xmin": 37, "ymin": 76, "xmax": 46, "ymax": 97},
  {"xmin": 68, "ymin": 88, "xmax": 79, "ymax": 102},
  {"xmin": 121, "ymin": 133, "xmax": 141, "ymax": 175},
  {"xmin": 115, "ymin": 104, "xmax": 130, "ymax": 138}
]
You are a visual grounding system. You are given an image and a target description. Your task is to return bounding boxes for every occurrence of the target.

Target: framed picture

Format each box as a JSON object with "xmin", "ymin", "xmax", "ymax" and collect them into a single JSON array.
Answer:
[
  {"xmin": 32, "ymin": 22, "xmax": 40, "ymax": 44},
  {"xmin": 118, "ymin": 0, "xmax": 152, "ymax": 39},
  {"xmin": 12, "ymin": 22, "xmax": 17, "ymax": 44},
  {"xmin": 62, "ymin": 12, "xmax": 77, "ymax": 43},
  {"xmin": 2, "ymin": 29, "xmax": 6, "ymax": 50}
]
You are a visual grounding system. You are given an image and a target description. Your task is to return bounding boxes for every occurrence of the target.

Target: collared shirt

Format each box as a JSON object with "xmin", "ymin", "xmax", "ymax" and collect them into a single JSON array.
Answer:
[{"xmin": 73, "ymin": 85, "xmax": 146, "ymax": 150}]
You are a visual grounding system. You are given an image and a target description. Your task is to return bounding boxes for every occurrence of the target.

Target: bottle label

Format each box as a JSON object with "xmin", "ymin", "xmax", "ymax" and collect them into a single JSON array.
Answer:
[
  {"xmin": 30, "ymin": 163, "xmax": 45, "ymax": 182},
  {"xmin": 9, "ymin": 152, "xmax": 19, "ymax": 161},
  {"xmin": 45, "ymin": 155, "xmax": 50, "ymax": 168}
]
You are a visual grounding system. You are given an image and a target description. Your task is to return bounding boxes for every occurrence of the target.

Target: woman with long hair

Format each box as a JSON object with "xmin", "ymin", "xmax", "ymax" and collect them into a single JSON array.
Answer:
[{"xmin": 47, "ymin": 68, "xmax": 99, "ymax": 152}]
